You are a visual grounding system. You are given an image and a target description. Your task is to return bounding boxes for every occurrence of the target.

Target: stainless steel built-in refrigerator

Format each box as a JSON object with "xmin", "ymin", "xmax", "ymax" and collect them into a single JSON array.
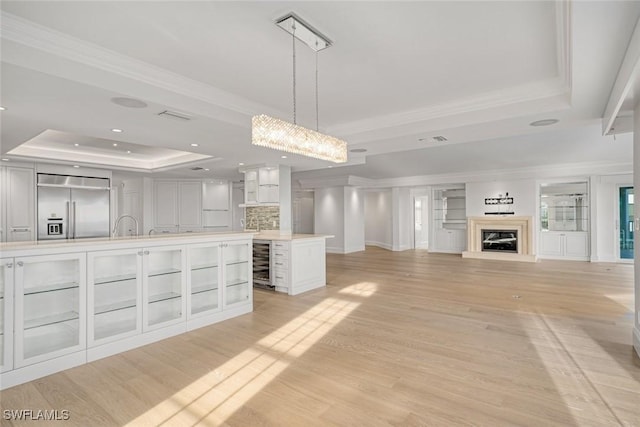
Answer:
[{"xmin": 37, "ymin": 174, "xmax": 111, "ymax": 240}]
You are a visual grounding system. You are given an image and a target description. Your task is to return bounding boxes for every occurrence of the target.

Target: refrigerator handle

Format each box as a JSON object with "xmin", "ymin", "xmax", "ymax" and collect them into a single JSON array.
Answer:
[
  {"xmin": 66, "ymin": 201, "xmax": 71, "ymax": 239},
  {"xmin": 72, "ymin": 201, "xmax": 77, "ymax": 239}
]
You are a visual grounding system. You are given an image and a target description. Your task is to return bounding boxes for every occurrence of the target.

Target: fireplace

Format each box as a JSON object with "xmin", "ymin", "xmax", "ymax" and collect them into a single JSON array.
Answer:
[
  {"xmin": 463, "ymin": 216, "xmax": 535, "ymax": 262},
  {"xmin": 482, "ymin": 229, "xmax": 517, "ymax": 253}
]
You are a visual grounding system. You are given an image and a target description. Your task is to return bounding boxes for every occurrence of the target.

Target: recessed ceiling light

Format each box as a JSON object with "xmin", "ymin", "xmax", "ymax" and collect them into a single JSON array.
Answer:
[
  {"xmin": 126, "ymin": 150, "xmax": 131, "ymax": 154},
  {"xmin": 350, "ymin": 148, "xmax": 367, "ymax": 153},
  {"xmin": 112, "ymin": 143, "xmax": 118, "ymax": 147},
  {"xmin": 73, "ymin": 165, "xmax": 80, "ymax": 168},
  {"xmin": 111, "ymin": 128, "xmax": 123, "ymax": 133},
  {"xmin": 529, "ymin": 119, "xmax": 559, "ymax": 127},
  {"xmin": 239, "ymin": 162, "xmax": 245, "ymax": 166},
  {"xmin": 111, "ymin": 97, "xmax": 148, "ymax": 108},
  {"xmin": 327, "ymin": 166, "xmax": 333, "ymax": 168},
  {"xmin": 204, "ymin": 168, "xmax": 210, "ymax": 171},
  {"xmin": 0, "ymin": 107, "xmax": 6, "ymax": 111},
  {"xmin": 1, "ymin": 158, "xmax": 9, "ymax": 162},
  {"xmin": 191, "ymin": 143, "xmax": 199, "ymax": 147},
  {"xmin": 74, "ymin": 143, "xmax": 80, "ymax": 147},
  {"xmin": 281, "ymin": 155, "xmax": 287, "ymax": 159}
]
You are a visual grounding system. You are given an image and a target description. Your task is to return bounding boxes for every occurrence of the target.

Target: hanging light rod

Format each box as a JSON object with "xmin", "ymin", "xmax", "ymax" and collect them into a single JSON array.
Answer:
[{"xmin": 275, "ymin": 13, "xmax": 332, "ymax": 51}]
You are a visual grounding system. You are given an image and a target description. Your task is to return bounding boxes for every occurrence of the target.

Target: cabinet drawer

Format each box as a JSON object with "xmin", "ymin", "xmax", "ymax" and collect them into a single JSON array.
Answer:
[
  {"xmin": 272, "ymin": 242, "xmax": 289, "ymax": 250},
  {"xmin": 273, "ymin": 271, "xmax": 289, "ymax": 286},
  {"xmin": 273, "ymin": 258, "xmax": 288, "ymax": 270},
  {"xmin": 272, "ymin": 249, "xmax": 289, "ymax": 261}
]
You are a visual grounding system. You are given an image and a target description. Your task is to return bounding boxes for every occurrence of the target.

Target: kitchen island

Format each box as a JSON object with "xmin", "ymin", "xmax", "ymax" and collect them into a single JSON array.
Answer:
[
  {"xmin": 252, "ymin": 233, "xmax": 332, "ymax": 296},
  {"xmin": 0, "ymin": 231, "xmax": 254, "ymax": 390}
]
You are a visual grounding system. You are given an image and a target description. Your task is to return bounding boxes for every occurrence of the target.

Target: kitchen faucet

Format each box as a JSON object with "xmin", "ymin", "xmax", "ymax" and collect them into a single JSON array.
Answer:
[{"xmin": 112, "ymin": 214, "xmax": 140, "ymax": 237}]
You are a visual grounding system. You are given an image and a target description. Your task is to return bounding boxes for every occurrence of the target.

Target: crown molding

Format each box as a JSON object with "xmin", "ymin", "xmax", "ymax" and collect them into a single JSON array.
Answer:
[
  {"xmin": 328, "ymin": 77, "xmax": 570, "ymax": 138},
  {"xmin": 295, "ymin": 161, "xmax": 631, "ymax": 190},
  {"xmin": 0, "ymin": 12, "xmax": 286, "ymax": 121}
]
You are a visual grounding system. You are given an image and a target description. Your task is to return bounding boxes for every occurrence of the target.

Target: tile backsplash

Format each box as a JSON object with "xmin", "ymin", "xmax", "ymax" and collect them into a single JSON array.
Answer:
[{"xmin": 245, "ymin": 206, "xmax": 280, "ymax": 230}]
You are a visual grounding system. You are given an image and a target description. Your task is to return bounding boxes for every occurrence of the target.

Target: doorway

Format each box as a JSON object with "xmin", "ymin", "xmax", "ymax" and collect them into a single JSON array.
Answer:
[
  {"xmin": 619, "ymin": 186, "xmax": 634, "ymax": 260},
  {"xmin": 413, "ymin": 196, "xmax": 428, "ymax": 249}
]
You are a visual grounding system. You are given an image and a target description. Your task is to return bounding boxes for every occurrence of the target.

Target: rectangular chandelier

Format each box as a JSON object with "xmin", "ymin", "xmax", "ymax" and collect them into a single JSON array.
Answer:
[{"xmin": 252, "ymin": 115, "xmax": 348, "ymax": 163}]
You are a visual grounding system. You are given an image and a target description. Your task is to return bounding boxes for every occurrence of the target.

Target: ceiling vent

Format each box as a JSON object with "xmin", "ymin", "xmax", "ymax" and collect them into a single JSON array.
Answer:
[
  {"xmin": 190, "ymin": 166, "xmax": 204, "ymax": 171},
  {"xmin": 432, "ymin": 136, "xmax": 448, "ymax": 142},
  {"xmin": 158, "ymin": 110, "xmax": 193, "ymax": 121}
]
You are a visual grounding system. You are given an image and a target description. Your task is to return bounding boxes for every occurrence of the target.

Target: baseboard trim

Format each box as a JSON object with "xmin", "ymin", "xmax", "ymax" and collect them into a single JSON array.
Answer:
[{"xmin": 365, "ymin": 240, "xmax": 392, "ymax": 251}]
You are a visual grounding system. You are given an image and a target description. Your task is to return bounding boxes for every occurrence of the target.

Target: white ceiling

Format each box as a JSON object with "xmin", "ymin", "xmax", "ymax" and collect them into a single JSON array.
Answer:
[{"xmin": 0, "ymin": 1, "xmax": 638, "ymax": 181}]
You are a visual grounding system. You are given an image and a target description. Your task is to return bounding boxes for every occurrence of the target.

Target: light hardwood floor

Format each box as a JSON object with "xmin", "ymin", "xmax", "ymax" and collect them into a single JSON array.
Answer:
[{"xmin": 1, "ymin": 247, "xmax": 639, "ymax": 426}]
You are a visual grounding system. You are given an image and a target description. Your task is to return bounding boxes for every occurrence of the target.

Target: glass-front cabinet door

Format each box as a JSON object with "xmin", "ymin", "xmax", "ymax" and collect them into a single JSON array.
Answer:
[
  {"xmin": 88, "ymin": 249, "xmax": 142, "ymax": 346},
  {"xmin": 14, "ymin": 253, "xmax": 86, "ymax": 368},
  {"xmin": 0, "ymin": 258, "xmax": 14, "ymax": 372},
  {"xmin": 222, "ymin": 241, "xmax": 251, "ymax": 307},
  {"xmin": 143, "ymin": 245, "xmax": 186, "ymax": 331},
  {"xmin": 187, "ymin": 244, "xmax": 221, "ymax": 318}
]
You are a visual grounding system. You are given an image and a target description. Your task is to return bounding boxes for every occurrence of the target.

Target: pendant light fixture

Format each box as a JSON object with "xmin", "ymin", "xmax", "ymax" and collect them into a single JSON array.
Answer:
[{"xmin": 251, "ymin": 13, "xmax": 348, "ymax": 163}]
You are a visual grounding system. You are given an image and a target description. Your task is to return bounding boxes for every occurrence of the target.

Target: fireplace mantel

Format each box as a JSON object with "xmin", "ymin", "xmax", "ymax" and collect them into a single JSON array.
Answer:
[{"xmin": 462, "ymin": 216, "xmax": 537, "ymax": 262}]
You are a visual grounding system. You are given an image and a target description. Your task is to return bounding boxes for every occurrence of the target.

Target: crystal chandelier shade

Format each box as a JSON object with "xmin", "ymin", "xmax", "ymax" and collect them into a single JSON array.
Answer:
[
  {"xmin": 252, "ymin": 115, "xmax": 347, "ymax": 163},
  {"xmin": 251, "ymin": 13, "xmax": 348, "ymax": 164}
]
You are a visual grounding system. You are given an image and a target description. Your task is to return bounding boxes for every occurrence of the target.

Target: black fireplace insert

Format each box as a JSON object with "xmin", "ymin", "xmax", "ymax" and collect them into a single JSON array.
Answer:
[{"xmin": 482, "ymin": 230, "xmax": 517, "ymax": 253}]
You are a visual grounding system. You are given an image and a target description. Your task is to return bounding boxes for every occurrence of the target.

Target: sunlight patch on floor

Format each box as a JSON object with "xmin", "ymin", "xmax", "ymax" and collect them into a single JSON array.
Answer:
[
  {"xmin": 338, "ymin": 282, "xmax": 379, "ymax": 297},
  {"xmin": 522, "ymin": 311, "xmax": 626, "ymax": 425},
  {"xmin": 126, "ymin": 284, "xmax": 375, "ymax": 426}
]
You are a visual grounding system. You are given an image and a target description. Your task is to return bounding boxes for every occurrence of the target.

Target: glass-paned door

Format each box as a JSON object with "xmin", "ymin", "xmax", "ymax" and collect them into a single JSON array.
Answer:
[
  {"xmin": 223, "ymin": 241, "xmax": 251, "ymax": 307},
  {"xmin": 619, "ymin": 187, "xmax": 634, "ymax": 260},
  {"xmin": 188, "ymin": 245, "xmax": 220, "ymax": 317}
]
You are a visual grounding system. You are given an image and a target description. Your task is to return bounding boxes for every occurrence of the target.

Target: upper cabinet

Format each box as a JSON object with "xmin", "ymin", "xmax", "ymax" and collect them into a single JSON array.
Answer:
[
  {"xmin": 241, "ymin": 166, "xmax": 286, "ymax": 206},
  {"xmin": 258, "ymin": 167, "xmax": 279, "ymax": 203},
  {"xmin": 202, "ymin": 181, "xmax": 230, "ymax": 211},
  {"xmin": 2, "ymin": 166, "xmax": 35, "ymax": 242},
  {"xmin": 153, "ymin": 180, "xmax": 203, "ymax": 232}
]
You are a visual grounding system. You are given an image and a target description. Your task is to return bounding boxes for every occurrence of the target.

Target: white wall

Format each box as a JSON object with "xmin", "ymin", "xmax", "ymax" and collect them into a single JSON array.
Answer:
[
  {"xmin": 465, "ymin": 179, "xmax": 537, "ymax": 217},
  {"xmin": 293, "ymin": 190, "xmax": 314, "ymax": 234},
  {"xmin": 392, "ymin": 187, "xmax": 412, "ymax": 251},
  {"xmin": 314, "ymin": 187, "xmax": 345, "ymax": 253},
  {"xmin": 344, "ymin": 187, "xmax": 365, "ymax": 253},
  {"xmin": 365, "ymin": 190, "xmax": 393, "ymax": 250}
]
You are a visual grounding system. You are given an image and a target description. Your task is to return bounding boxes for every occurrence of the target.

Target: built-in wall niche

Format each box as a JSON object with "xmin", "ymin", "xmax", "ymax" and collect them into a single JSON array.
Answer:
[{"xmin": 540, "ymin": 182, "xmax": 588, "ymax": 231}]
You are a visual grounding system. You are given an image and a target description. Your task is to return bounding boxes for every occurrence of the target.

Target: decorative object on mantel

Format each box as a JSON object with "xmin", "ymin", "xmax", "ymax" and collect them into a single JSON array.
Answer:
[
  {"xmin": 485, "ymin": 192, "xmax": 514, "ymax": 215},
  {"xmin": 251, "ymin": 13, "xmax": 348, "ymax": 163}
]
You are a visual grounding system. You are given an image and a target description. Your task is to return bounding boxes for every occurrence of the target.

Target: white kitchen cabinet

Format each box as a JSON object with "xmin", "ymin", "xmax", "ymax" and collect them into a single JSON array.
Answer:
[
  {"xmin": 187, "ymin": 244, "xmax": 221, "ymax": 318},
  {"xmin": 202, "ymin": 181, "xmax": 230, "ymax": 210},
  {"xmin": 87, "ymin": 249, "xmax": 143, "ymax": 346},
  {"xmin": 5, "ymin": 166, "xmax": 35, "ymax": 242},
  {"xmin": 272, "ymin": 241, "xmax": 290, "ymax": 293},
  {"xmin": 244, "ymin": 169, "xmax": 258, "ymax": 205},
  {"xmin": 0, "ymin": 258, "xmax": 14, "ymax": 372},
  {"xmin": 202, "ymin": 180, "xmax": 230, "ymax": 229},
  {"xmin": 14, "ymin": 252, "xmax": 86, "ymax": 368},
  {"xmin": 258, "ymin": 167, "xmax": 279, "ymax": 203},
  {"xmin": 431, "ymin": 186, "xmax": 466, "ymax": 253},
  {"xmin": 267, "ymin": 239, "xmax": 327, "ymax": 296},
  {"xmin": 178, "ymin": 181, "xmax": 202, "ymax": 228},
  {"xmin": 154, "ymin": 180, "xmax": 203, "ymax": 231},
  {"xmin": 222, "ymin": 241, "xmax": 251, "ymax": 307},
  {"xmin": 539, "ymin": 231, "xmax": 589, "ymax": 260},
  {"xmin": 143, "ymin": 245, "xmax": 187, "ymax": 331},
  {"xmin": 154, "ymin": 180, "xmax": 179, "ymax": 228},
  {"xmin": 241, "ymin": 166, "xmax": 281, "ymax": 205}
]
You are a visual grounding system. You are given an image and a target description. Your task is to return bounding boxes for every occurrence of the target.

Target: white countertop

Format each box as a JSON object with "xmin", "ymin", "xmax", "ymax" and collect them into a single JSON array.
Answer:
[
  {"xmin": 0, "ymin": 231, "xmax": 254, "ymax": 256},
  {"xmin": 252, "ymin": 232, "xmax": 334, "ymax": 241}
]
